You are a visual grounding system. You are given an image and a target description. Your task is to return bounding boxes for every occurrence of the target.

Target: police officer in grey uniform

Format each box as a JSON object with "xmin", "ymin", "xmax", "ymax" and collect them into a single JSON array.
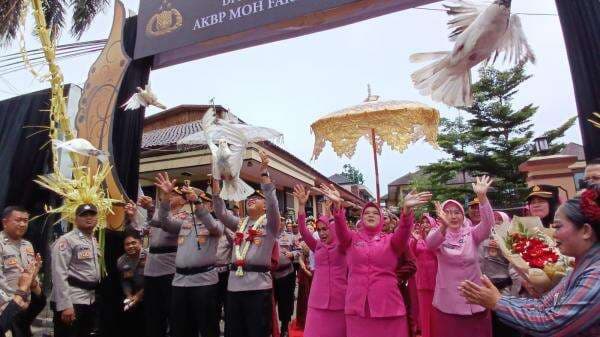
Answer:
[
  {"xmin": 117, "ymin": 230, "xmax": 147, "ymax": 337},
  {"xmin": 51, "ymin": 204, "xmax": 101, "ymax": 337},
  {"xmin": 273, "ymin": 224, "xmax": 299, "ymax": 337},
  {"xmin": 141, "ymin": 182, "xmax": 179, "ymax": 337},
  {"xmin": 154, "ymin": 174, "xmax": 224, "ymax": 337},
  {"xmin": 212, "ymin": 151, "xmax": 281, "ymax": 337},
  {"xmin": 0, "ymin": 206, "xmax": 46, "ymax": 337}
]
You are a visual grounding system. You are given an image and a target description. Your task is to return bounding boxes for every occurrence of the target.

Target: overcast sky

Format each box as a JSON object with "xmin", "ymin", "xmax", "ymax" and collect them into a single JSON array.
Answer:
[{"xmin": 0, "ymin": 0, "xmax": 581, "ymax": 196}]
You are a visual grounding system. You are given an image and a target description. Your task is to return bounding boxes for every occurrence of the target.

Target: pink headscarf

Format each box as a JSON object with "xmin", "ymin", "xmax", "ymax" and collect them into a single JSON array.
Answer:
[
  {"xmin": 493, "ymin": 211, "xmax": 511, "ymax": 224},
  {"xmin": 316, "ymin": 215, "xmax": 337, "ymax": 243},
  {"xmin": 360, "ymin": 202, "xmax": 385, "ymax": 236},
  {"xmin": 441, "ymin": 199, "xmax": 470, "ymax": 229}
]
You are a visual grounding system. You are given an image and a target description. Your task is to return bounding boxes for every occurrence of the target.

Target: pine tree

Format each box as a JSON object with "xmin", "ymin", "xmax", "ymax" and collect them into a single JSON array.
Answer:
[{"xmin": 421, "ymin": 64, "xmax": 576, "ymax": 208}]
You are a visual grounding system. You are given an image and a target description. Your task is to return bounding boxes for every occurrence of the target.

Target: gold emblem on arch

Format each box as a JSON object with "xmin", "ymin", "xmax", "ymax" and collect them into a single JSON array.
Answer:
[{"xmin": 146, "ymin": 0, "xmax": 183, "ymax": 37}]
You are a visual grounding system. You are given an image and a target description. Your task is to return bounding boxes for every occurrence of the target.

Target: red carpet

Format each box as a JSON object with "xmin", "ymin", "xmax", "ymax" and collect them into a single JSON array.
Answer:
[{"xmin": 289, "ymin": 319, "xmax": 304, "ymax": 337}]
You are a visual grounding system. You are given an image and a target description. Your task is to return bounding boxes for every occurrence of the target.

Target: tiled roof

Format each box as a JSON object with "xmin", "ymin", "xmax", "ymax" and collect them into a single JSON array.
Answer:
[
  {"xmin": 559, "ymin": 142, "xmax": 585, "ymax": 161},
  {"xmin": 142, "ymin": 120, "xmax": 203, "ymax": 148},
  {"xmin": 328, "ymin": 173, "xmax": 352, "ymax": 185}
]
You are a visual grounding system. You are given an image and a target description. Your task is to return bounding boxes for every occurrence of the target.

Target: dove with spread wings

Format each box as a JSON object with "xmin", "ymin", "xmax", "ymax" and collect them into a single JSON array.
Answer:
[
  {"xmin": 121, "ymin": 84, "xmax": 167, "ymax": 111},
  {"xmin": 410, "ymin": 0, "xmax": 535, "ymax": 107},
  {"xmin": 178, "ymin": 107, "xmax": 283, "ymax": 201},
  {"xmin": 53, "ymin": 138, "xmax": 109, "ymax": 163}
]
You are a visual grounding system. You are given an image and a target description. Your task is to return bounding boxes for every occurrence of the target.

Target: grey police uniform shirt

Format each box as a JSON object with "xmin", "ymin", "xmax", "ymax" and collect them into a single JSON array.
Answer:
[
  {"xmin": 0, "ymin": 232, "xmax": 37, "ymax": 305},
  {"xmin": 215, "ymin": 228, "xmax": 234, "ymax": 271},
  {"xmin": 51, "ymin": 228, "xmax": 101, "ymax": 311},
  {"xmin": 274, "ymin": 231, "xmax": 298, "ymax": 279},
  {"xmin": 157, "ymin": 201, "xmax": 224, "ymax": 287},
  {"xmin": 213, "ymin": 183, "xmax": 281, "ymax": 292},
  {"xmin": 143, "ymin": 208, "xmax": 180, "ymax": 277},
  {"xmin": 117, "ymin": 248, "xmax": 148, "ymax": 296}
]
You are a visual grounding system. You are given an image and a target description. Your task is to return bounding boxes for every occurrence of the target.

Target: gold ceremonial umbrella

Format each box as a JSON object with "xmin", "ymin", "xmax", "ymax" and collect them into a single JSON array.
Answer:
[{"xmin": 310, "ymin": 86, "xmax": 440, "ymax": 203}]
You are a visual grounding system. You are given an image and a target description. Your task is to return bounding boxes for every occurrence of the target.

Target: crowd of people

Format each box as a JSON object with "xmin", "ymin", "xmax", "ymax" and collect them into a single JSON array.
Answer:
[{"xmin": 0, "ymin": 155, "xmax": 599, "ymax": 337}]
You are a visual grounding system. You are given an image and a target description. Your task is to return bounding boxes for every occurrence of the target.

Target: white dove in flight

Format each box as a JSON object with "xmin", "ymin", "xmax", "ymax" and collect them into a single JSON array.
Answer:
[
  {"xmin": 410, "ymin": 0, "xmax": 535, "ymax": 107},
  {"xmin": 177, "ymin": 106, "xmax": 283, "ymax": 201},
  {"xmin": 121, "ymin": 84, "xmax": 167, "ymax": 111},
  {"xmin": 53, "ymin": 138, "xmax": 109, "ymax": 162}
]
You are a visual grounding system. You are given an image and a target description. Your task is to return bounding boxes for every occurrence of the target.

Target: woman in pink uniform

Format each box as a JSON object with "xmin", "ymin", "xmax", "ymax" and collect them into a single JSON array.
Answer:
[
  {"xmin": 409, "ymin": 214, "xmax": 438, "ymax": 337},
  {"xmin": 426, "ymin": 176, "xmax": 494, "ymax": 337},
  {"xmin": 292, "ymin": 185, "xmax": 347, "ymax": 337},
  {"xmin": 320, "ymin": 184, "xmax": 432, "ymax": 337}
]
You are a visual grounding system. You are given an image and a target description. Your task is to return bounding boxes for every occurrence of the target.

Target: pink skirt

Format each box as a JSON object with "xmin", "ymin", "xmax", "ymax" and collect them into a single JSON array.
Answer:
[
  {"xmin": 417, "ymin": 290, "xmax": 434, "ymax": 337},
  {"xmin": 346, "ymin": 314, "xmax": 408, "ymax": 337},
  {"xmin": 431, "ymin": 308, "xmax": 491, "ymax": 337},
  {"xmin": 304, "ymin": 308, "xmax": 346, "ymax": 337}
]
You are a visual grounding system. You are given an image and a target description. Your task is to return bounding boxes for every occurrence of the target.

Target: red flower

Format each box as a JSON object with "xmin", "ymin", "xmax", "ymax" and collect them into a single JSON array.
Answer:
[
  {"xmin": 246, "ymin": 228, "xmax": 260, "ymax": 242},
  {"xmin": 234, "ymin": 232, "xmax": 244, "ymax": 246},
  {"xmin": 510, "ymin": 234, "xmax": 558, "ymax": 269},
  {"xmin": 235, "ymin": 259, "xmax": 246, "ymax": 268}
]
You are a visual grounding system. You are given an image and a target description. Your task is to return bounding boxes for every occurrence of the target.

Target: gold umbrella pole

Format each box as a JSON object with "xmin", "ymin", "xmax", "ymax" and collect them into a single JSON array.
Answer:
[{"xmin": 371, "ymin": 128, "xmax": 381, "ymax": 204}]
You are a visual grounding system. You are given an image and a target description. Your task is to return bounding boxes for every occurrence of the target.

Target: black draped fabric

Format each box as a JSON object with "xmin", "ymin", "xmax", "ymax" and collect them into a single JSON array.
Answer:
[
  {"xmin": 556, "ymin": 0, "xmax": 600, "ymax": 161},
  {"xmin": 111, "ymin": 15, "xmax": 153, "ymax": 202},
  {"xmin": 99, "ymin": 15, "xmax": 153, "ymax": 337},
  {"xmin": 0, "ymin": 86, "xmax": 64, "ymax": 267}
]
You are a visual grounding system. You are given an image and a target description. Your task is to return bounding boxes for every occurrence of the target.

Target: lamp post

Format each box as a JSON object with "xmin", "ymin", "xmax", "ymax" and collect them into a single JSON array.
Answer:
[{"xmin": 533, "ymin": 136, "xmax": 550, "ymax": 154}]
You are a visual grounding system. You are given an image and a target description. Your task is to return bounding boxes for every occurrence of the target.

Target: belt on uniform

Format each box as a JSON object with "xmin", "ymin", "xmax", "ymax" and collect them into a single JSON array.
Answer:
[
  {"xmin": 67, "ymin": 276, "xmax": 99, "ymax": 291},
  {"xmin": 149, "ymin": 246, "xmax": 178, "ymax": 254},
  {"xmin": 227, "ymin": 263, "xmax": 270, "ymax": 273},
  {"xmin": 490, "ymin": 277, "xmax": 513, "ymax": 290},
  {"xmin": 176, "ymin": 265, "xmax": 215, "ymax": 275},
  {"xmin": 215, "ymin": 265, "xmax": 229, "ymax": 273}
]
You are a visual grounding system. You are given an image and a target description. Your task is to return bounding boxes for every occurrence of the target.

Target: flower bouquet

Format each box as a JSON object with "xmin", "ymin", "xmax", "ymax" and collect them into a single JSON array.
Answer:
[{"xmin": 493, "ymin": 216, "xmax": 572, "ymax": 293}]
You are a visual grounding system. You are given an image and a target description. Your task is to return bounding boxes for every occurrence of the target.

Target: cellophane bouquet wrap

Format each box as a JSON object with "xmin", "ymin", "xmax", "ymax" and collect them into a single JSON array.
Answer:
[{"xmin": 493, "ymin": 216, "xmax": 572, "ymax": 293}]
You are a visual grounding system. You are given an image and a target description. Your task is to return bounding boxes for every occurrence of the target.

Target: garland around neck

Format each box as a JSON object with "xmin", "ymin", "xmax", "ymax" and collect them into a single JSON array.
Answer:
[{"xmin": 234, "ymin": 214, "xmax": 267, "ymax": 277}]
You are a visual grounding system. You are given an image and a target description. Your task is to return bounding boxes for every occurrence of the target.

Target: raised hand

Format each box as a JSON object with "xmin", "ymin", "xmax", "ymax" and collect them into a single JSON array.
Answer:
[
  {"xmin": 124, "ymin": 202, "xmax": 136, "ymax": 219},
  {"xmin": 434, "ymin": 201, "xmax": 449, "ymax": 230},
  {"xmin": 293, "ymin": 185, "xmax": 310, "ymax": 206},
  {"xmin": 318, "ymin": 184, "xmax": 343, "ymax": 208},
  {"xmin": 472, "ymin": 175, "xmax": 493, "ymax": 202},
  {"xmin": 154, "ymin": 172, "xmax": 176, "ymax": 196},
  {"xmin": 403, "ymin": 190, "xmax": 433, "ymax": 212},
  {"xmin": 137, "ymin": 196, "xmax": 153, "ymax": 210},
  {"xmin": 259, "ymin": 150, "xmax": 270, "ymax": 172},
  {"xmin": 180, "ymin": 186, "xmax": 198, "ymax": 203},
  {"xmin": 212, "ymin": 178, "xmax": 221, "ymax": 195}
]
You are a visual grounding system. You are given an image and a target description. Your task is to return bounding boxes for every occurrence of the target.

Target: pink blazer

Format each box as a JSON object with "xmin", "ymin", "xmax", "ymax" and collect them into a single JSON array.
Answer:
[
  {"xmin": 298, "ymin": 214, "xmax": 347, "ymax": 310},
  {"xmin": 425, "ymin": 201, "xmax": 494, "ymax": 315},
  {"xmin": 333, "ymin": 209, "xmax": 413, "ymax": 318},
  {"xmin": 409, "ymin": 237, "xmax": 437, "ymax": 291}
]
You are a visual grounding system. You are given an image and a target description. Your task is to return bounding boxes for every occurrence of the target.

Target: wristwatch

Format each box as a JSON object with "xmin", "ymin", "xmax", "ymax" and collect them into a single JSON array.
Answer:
[{"xmin": 14, "ymin": 289, "xmax": 30, "ymax": 299}]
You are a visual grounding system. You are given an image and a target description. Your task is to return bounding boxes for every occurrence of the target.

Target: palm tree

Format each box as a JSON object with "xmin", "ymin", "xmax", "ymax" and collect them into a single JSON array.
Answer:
[{"xmin": 0, "ymin": 0, "xmax": 110, "ymax": 45}]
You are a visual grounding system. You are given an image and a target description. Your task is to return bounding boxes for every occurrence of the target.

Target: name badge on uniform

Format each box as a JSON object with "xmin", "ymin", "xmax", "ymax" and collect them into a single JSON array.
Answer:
[
  {"xmin": 77, "ymin": 248, "xmax": 93, "ymax": 260},
  {"xmin": 4, "ymin": 256, "xmax": 18, "ymax": 268},
  {"xmin": 253, "ymin": 237, "xmax": 262, "ymax": 246}
]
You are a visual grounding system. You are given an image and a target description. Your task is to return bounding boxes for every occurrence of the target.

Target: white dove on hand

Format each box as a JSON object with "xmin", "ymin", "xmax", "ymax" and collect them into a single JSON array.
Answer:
[
  {"xmin": 122, "ymin": 84, "xmax": 167, "ymax": 111},
  {"xmin": 177, "ymin": 106, "xmax": 283, "ymax": 201},
  {"xmin": 53, "ymin": 138, "xmax": 109, "ymax": 163},
  {"xmin": 410, "ymin": 0, "xmax": 535, "ymax": 108}
]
